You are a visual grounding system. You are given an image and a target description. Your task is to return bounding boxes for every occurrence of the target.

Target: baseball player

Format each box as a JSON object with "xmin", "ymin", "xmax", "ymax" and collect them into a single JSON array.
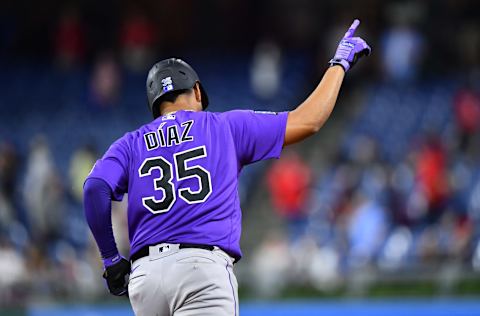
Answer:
[{"xmin": 84, "ymin": 19, "xmax": 370, "ymax": 316}]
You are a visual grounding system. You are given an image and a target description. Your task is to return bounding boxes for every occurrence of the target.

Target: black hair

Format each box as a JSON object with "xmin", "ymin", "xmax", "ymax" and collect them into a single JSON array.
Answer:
[{"xmin": 152, "ymin": 88, "xmax": 192, "ymax": 118}]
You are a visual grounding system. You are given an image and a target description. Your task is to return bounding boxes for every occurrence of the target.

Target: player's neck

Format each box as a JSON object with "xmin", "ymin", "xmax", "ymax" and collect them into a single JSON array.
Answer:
[{"xmin": 161, "ymin": 101, "xmax": 199, "ymax": 116}]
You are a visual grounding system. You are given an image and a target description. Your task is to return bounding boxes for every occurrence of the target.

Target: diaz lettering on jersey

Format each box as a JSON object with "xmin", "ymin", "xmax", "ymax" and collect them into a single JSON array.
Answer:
[{"xmin": 143, "ymin": 120, "xmax": 194, "ymax": 150}]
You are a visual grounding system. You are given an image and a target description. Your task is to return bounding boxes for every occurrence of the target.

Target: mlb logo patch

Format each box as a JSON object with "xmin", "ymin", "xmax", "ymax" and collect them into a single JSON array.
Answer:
[
  {"xmin": 162, "ymin": 114, "xmax": 176, "ymax": 120},
  {"xmin": 162, "ymin": 77, "xmax": 174, "ymax": 92}
]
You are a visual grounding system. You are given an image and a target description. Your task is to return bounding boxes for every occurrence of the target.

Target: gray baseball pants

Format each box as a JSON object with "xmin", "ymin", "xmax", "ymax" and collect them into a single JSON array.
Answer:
[{"xmin": 128, "ymin": 243, "xmax": 239, "ymax": 316}]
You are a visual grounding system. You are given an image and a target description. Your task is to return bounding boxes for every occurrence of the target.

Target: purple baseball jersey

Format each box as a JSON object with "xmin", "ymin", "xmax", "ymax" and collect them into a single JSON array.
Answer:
[{"xmin": 87, "ymin": 110, "xmax": 288, "ymax": 260}]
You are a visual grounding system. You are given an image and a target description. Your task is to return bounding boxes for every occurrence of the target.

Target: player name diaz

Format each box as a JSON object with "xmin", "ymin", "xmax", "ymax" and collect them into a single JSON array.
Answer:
[{"xmin": 143, "ymin": 119, "xmax": 194, "ymax": 150}]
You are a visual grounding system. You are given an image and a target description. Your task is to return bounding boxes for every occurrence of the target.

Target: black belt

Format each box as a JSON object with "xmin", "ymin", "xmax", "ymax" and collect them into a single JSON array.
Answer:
[{"xmin": 130, "ymin": 243, "xmax": 214, "ymax": 263}]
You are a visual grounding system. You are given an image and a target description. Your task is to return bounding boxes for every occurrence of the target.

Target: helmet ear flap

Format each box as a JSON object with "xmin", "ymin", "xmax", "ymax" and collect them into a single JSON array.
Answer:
[{"xmin": 151, "ymin": 99, "xmax": 162, "ymax": 119}]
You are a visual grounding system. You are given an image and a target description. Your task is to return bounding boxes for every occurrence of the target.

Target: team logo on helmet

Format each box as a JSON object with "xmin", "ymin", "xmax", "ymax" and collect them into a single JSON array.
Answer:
[{"xmin": 161, "ymin": 77, "xmax": 174, "ymax": 92}]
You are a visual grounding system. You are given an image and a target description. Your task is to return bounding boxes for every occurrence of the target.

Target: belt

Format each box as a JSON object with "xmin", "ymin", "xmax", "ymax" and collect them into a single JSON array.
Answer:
[{"xmin": 130, "ymin": 243, "xmax": 214, "ymax": 263}]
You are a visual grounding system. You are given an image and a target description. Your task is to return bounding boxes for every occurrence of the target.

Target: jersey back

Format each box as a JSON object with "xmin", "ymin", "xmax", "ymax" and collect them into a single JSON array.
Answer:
[{"xmin": 87, "ymin": 110, "xmax": 287, "ymax": 260}]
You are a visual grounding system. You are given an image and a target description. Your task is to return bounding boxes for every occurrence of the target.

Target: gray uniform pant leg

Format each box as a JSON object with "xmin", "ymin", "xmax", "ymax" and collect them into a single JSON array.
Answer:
[{"xmin": 128, "ymin": 245, "xmax": 238, "ymax": 316}]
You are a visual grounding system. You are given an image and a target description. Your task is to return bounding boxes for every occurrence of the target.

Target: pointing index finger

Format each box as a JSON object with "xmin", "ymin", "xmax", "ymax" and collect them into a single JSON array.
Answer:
[{"xmin": 344, "ymin": 19, "xmax": 360, "ymax": 38}]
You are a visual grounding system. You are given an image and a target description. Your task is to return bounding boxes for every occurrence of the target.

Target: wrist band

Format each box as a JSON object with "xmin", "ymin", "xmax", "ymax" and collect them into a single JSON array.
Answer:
[{"xmin": 329, "ymin": 58, "xmax": 349, "ymax": 71}]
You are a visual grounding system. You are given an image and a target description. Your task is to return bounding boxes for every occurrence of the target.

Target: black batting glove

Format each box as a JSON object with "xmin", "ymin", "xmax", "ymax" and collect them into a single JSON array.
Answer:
[{"xmin": 103, "ymin": 257, "xmax": 131, "ymax": 296}]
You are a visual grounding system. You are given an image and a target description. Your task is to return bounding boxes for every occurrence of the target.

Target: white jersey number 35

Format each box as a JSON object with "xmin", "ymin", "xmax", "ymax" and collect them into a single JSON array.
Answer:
[{"xmin": 138, "ymin": 146, "xmax": 212, "ymax": 214}]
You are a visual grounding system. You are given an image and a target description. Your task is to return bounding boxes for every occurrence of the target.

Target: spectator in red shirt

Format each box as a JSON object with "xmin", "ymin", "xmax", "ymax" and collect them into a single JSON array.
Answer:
[
  {"xmin": 120, "ymin": 9, "xmax": 156, "ymax": 72},
  {"xmin": 416, "ymin": 136, "xmax": 449, "ymax": 223},
  {"xmin": 266, "ymin": 150, "xmax": 312, "ymax": 241},
  {"xmin": 454, "ymin": 86, "xmax": 480, "ymax": 152},
  {"xmin": 53, "ymin": 7, "xmax": 86, "ymax": 69}
]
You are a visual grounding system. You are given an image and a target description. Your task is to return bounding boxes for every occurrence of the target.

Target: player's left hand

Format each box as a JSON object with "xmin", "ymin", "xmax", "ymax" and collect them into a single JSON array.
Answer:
[
  {"xmin": 103, "ymin": 256, "xmax": 131, "ymax": 296},
  {"xmin": 329, "ymin": 19, "xmax": 371, "ymax": 72}
]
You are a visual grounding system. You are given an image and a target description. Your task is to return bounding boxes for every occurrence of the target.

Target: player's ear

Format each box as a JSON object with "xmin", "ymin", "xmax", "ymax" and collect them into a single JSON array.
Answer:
[{"xmin": 193, "ymin": 82, "xmax": 202, "ymax": 103}]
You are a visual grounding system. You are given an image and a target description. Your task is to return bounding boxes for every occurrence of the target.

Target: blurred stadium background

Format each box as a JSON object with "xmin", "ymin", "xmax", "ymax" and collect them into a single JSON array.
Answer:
[{"xmin": 1, "ymin": 0, "xmax": 480, "ymax": 315}]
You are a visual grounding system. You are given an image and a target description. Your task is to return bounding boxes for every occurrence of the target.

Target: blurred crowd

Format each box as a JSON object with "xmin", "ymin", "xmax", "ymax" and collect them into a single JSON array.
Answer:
[
  {"xmin": 0, "ymin": 140, "xmax": 97, "ymax": 303},
  {"xmin": 247, "ymin": 0, "xmax": 480, "ymax": 297},
  {"xmin": 255, "ymin": 121, "xmax": 480, "ymax": 295},
  {"xmin": 1, "ymin": 0, "xmax": 479, "ymax": 77},
  {"xmin": 0, "ymin": 0, "xmax": 480, "ymax": 306}
]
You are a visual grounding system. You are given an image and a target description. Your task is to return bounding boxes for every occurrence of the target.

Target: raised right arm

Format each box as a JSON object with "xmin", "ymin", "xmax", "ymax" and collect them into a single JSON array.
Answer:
[{"xmin": 284, "ymin": 19, "xmax": 371, "ymax": 146}]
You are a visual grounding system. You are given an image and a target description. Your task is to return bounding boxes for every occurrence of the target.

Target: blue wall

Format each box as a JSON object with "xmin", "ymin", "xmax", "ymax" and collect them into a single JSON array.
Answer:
[{"xmin": 29, "ymin": 299, "xmax": 480, "ymax": 316}]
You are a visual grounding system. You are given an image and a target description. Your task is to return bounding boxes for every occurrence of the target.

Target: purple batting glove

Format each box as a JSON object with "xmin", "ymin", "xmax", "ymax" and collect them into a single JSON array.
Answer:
[{"xmin": 329, "ymin": 19, "xmax": 371, "ymax": 72}]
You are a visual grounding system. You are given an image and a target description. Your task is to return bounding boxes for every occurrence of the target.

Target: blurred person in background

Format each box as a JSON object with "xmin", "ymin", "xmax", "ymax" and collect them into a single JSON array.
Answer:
[
  {"xmin": 446, "ymin": 160, "xmax": 475, "ymax": 260},
  {"xmin": 89, "ymin": 53, "xmax": 122, "ymax": 109},
  {"xmin": 120, "ymin": 7, "xmax": 156, "ymax": 72},
  {"xmin": 387, "ymin": 154, "xmax": 416, "ymax": 227},
  {"xmin": 22, "ymin": 136, "xmax": 64, "ymax": 249},
  {"xmin": 0, "ymin": 141, "xmax": 20, "ymax": 234},
  {"xmin": 0, "ymin": 237, "xmax": 27, "ymax": 305},
  {"xmin": 347, "ymin": 191, "xmax": 387, "ymax": 268},
  {"xmin": 67, "ymin": 144, "xmax": 98, "ymax": 250},
  {"xmin": 66, "ymin": 142, "xmax": 101, "ymax": 287},
  {"xmin": 308, "ymin": 154, "xmax": 360, "ymax": 261},
  {"xmin": 251, "ymin": 231, "xmax": 291, "ymax": 297},
  {"xmin": 345, "ymin": 136, "xmax": 388, "ymax": 268},
  {"xmin": 250, "ymin": 39, "xmax": 282, "ymax": 100},
  {"xmin": 380, "ymin": 2, "xmax": 424, "ymax": 82},
  {"xmin": 414, "ymin": 136, "xmax": 449, "ymax": 225},
  {"xmin": 69, "ymin": 144, "xmax": 98, "ymax": 204},
  {"xmin": 53, "ymin": 6, "xmax": 86, "ymax": 69},
  {"xmin": 453, "ymin": 81, "xmax": 480, "ymax": 152},
  {"xmin": 266, "ymin": 150, "xmax": 312, "ymax": 242}
]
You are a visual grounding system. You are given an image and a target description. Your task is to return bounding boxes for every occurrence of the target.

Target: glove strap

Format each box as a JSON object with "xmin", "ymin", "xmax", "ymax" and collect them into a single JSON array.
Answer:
[
  {"xmin": 329, "ymin": 58, "xmax": 350, "ymax": 72},
  {"xmin": 103, "ymin": 253, "xmax": 123, "ymax": 269}
]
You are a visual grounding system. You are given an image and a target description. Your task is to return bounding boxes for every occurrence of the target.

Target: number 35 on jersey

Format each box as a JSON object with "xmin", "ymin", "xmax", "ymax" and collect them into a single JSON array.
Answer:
[{"xmin": 138, "ymin": 145, "xmax": 212, "ymax": 214}]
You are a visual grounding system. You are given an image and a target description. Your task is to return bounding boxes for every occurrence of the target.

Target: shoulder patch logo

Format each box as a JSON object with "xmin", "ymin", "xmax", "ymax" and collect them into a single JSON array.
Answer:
[{"xmin": 254, "ymin": 110, "xmax": 278, "ymax": 115}]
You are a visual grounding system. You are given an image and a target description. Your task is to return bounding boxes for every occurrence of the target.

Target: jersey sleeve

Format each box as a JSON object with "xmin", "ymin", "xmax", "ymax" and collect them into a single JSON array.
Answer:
[
  {"xmin": 86, "ymin": 136, "xmax": 130, "ymax": 201},
  {"xmin": 83, "ymin": 177, "xmax": 119, "ymax": 262},
  {"xmin": 223, "ymin": 110, "xmax": 288, "ymax": 165}
]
